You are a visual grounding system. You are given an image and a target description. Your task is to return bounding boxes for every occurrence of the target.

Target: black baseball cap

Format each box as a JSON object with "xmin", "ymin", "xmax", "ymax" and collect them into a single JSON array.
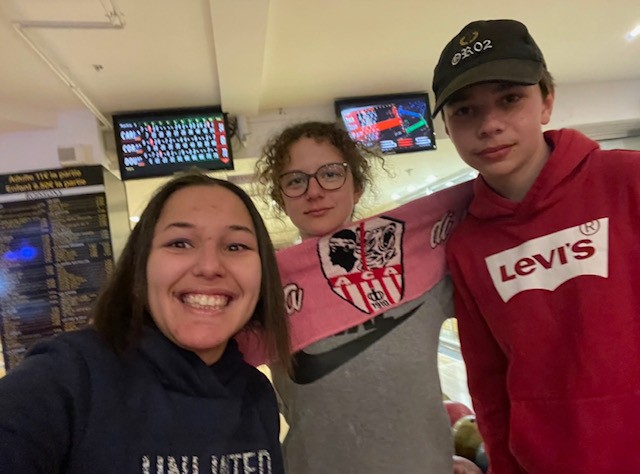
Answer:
[{"xmin": 432, "ymin": 19, "xmax": 546, "ymax": 116}]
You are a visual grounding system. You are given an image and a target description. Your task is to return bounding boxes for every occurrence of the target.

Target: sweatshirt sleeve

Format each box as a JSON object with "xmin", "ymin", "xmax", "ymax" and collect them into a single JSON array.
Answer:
[
  {"xmin": 0, "ymin": 337, "xmax": 90, "ymax": 473},
  {"xmin": 447, "ymin": 253, "xmax": 525, "ymax": 474},
  {"xmin": 252, "ymin": 371, "xmax": 285, "ymax": 474}
]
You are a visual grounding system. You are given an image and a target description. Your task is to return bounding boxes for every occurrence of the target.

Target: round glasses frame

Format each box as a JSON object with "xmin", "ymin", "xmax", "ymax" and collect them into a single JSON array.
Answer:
[{"xmin": 279, "ymin": 162, "xmax": 350, "ymax": 198}]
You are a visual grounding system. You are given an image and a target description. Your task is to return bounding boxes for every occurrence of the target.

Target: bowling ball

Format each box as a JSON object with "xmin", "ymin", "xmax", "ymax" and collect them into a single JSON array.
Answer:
[
  {"xmin": 475, "ymin": 442, "xmax": 489, "ymax": 473},
  {"xmin": 453, "ymin": 415, "xmax": 483, "ymax": 461},
  {"xmin": 443, "ymin": 400, "xmax": 474, "ymax": 426}
]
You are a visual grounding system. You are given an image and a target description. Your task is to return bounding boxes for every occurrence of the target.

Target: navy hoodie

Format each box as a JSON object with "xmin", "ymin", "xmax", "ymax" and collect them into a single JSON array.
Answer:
[{"xmin": 0, "ymin": 326, "xmax": 284, "ymax": 473}]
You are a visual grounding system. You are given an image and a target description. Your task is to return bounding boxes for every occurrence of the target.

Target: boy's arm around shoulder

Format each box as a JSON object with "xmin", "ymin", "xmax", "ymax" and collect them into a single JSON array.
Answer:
[
  {"xmin": 446, "ymin": 244, "xmax": 526, "ymax": 473},
  {"xmin": 0, "ymin": 334, "xmax": 92, "ymax": 473}
]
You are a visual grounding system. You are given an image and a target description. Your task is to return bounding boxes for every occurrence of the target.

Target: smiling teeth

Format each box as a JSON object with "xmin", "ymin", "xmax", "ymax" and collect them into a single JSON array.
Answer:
[{"xmin": 183, "ymin": 294, "xmax": 229, "ymax": 309}]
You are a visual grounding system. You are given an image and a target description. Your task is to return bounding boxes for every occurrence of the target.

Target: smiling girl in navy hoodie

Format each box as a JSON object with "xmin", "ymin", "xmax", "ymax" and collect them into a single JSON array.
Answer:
[{"xmin": 0, "ymin": 172, "xmax": 291, "ymax": 473}]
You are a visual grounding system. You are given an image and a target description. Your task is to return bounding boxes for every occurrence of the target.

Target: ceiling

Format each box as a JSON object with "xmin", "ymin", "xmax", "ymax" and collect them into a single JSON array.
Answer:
[
  {"xmin": 1, "ymin": 0, "xmax": 639, "ymax": 246},
  {"xmin": 2, "ymin": 0, "xmax": 640, "ymax": 132}
]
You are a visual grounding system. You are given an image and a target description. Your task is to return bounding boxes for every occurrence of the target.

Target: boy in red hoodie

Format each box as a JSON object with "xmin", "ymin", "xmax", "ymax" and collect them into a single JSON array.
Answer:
[{"xmin": 433, "ymin": 19, "xmax": 640, "ymax": 473}]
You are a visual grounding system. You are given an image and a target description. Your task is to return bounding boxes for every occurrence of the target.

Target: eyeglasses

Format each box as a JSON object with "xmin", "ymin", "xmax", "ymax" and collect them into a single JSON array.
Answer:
[{"xmin": 279, "ymin": 162, "xmax": 350, "ymax": 198}]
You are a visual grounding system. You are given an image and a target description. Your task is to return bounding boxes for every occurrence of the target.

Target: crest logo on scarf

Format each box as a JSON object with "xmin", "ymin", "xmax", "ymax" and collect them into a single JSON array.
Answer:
[{"xmin": 318, "ymin": 216, "xmax": 405, "ymax": 314}]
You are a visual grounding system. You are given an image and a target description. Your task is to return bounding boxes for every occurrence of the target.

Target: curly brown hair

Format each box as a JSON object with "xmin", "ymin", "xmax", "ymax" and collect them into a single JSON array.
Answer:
[{"xmin": 256, "ymin": 121, "xmax": 383, "ymax": 211}]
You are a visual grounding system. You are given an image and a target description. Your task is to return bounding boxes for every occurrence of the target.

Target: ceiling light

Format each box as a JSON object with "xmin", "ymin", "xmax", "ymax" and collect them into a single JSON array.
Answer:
[
  {"xmin": 129, "ymin": 216, "xmax": 140, "ymax": 223},
  {"xmin": 426, "ymin": 175, "xmax": 438, "ymax": 184},
  {"xmin": 626, "ymin": 25, "xmax": 640, "ymax": 41},
  {"xmin": 391, "ymin": 193, "xmax": 401, "ymax": 200}
]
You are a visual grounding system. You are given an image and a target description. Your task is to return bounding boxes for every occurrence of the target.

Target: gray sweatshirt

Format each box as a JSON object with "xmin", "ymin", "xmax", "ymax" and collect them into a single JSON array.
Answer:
[{"xmin": 272, "ymin": 277, "xmax": 454, "ymax": 473}]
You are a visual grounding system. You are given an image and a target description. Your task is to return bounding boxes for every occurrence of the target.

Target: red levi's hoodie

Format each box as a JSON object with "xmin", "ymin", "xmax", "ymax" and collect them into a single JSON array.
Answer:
[{"xmin": 446, "ymin": 129, "xmax": 640, "ymax": 473}]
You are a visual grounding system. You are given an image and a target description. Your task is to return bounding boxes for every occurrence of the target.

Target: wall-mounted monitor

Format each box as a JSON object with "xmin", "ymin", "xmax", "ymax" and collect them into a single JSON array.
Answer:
[
  {"xmin": 335, "ymin": 92, "xmax": 436, "ymax": 154},
  {"xmin": 112, "ymin": 106, "xmax": 233, "ymax": 181}
]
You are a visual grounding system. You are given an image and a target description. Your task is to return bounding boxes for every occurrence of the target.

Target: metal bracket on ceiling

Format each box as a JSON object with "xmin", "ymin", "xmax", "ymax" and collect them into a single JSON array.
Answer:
[{"xmin": 11, "ymin": 1, "xmax": 126, "ymax": 129}]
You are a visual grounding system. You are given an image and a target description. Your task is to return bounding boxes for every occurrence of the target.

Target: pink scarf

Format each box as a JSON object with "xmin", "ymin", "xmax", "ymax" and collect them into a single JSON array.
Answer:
[{"xmin": 237, "ymin": 181, "xmax": 473, "ymax": 366}]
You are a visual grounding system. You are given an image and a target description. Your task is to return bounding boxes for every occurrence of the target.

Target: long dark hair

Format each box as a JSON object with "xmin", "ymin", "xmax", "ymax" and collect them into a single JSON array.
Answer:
[{"xmin": 92, "ymin": 171, "xmax": 291, "ymax": 370}]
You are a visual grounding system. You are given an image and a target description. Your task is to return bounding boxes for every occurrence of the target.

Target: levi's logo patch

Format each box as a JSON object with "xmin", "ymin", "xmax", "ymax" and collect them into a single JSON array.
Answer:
[{"xmin": 485, "ymin": 218, "xmax": 608, "ymax": 302}]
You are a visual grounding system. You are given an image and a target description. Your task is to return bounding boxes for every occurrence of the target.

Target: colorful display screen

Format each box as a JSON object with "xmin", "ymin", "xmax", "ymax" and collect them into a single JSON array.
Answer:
[
  {"xmin": 335, "ymin": 92, "xmax": 436, "ymax": 154},
  {"xmin": 113, "ymin": 106, "xmax": 233, "ymax": 180}
]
